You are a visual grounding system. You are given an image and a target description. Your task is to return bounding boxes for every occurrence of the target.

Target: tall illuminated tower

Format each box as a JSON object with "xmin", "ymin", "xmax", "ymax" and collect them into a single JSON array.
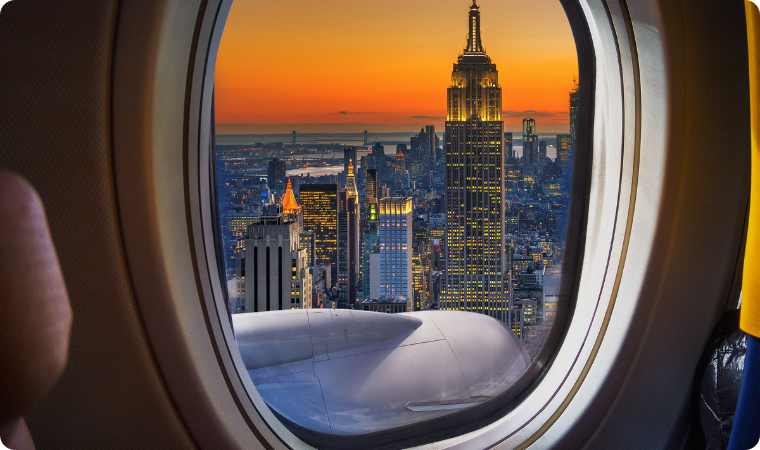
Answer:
[
  {"xmin": 300, "ymin": 184, "xmax": 338, "ymax": 282},
  {"xmin": 569, "ymin": 77, "xmax": 579, "ymax": 142},
  {"xmin": 443, "ymin": 1, "xmax": 506, "ymax": 322},
  {"xmin": 345, "ymin": 160, "xmax": 359, "ymax": 200},
  {"xmin": 378, "ymin": 198, "xmax": 413, "ymax": 303}
]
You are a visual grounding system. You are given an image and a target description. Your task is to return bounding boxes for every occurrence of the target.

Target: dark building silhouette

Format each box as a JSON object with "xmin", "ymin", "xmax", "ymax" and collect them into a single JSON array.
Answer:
[
  {"xmin": 337, "ymin": 192, "xmax": 359, "ymax": 308},
  {"xmin": 268, "ymin": 158, "xmax": 287, "ymax": 187},
  {"xmin": 522, "ymin": 118, "xmax": 538, "ymax": 167}
]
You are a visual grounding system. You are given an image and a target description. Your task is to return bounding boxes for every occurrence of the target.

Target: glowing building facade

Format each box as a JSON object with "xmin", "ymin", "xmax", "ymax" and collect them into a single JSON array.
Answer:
[
  {"xmin": 300, "ymin": 184, "xmax": 338, "ymax": 281},
  {"xmin": 556, "ymin": 134, "xmax": 573, "ymax": 171},
  {"xmin": 443, "ymin": 1, "xmax": 507, "ymax": 322},
  {"xmin": 378, "ymin": 198, "xmax": 413, "ymax": 301}
]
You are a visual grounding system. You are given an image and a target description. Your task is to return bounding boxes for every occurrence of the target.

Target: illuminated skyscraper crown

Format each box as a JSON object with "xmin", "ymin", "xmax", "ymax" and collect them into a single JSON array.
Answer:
[
  {"xmin": 345, "ymin": 160, "xmax": 359, "ymax": 199},
  {"xmin": 281, "ymin": 178, "xmax": 300, "ymax": 214},
  {"xmin": 447, "ymin": 1, "xmax": 501, "ymax": 122},
  {"xmin": 466, "ymin": 1, "xmax": 483, "ymax": 53}
]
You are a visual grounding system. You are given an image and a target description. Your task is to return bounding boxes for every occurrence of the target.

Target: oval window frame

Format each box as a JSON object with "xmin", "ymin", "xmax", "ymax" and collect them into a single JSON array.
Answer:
[{"xmin": 110, "ymin": 0, "xmax": 751, "ymax": 448}]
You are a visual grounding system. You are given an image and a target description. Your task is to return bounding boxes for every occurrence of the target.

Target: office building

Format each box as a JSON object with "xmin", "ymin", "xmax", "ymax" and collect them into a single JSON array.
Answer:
[
  {"xmin": 366, "ymin": 168, "xmax": 377, "ymax": 200},
  {"xmin": 362, "ymin": 226, "xmax": 380, "ymax": 299},
  {"xmin": 412, "ymin": 217, "xmax": 430, "ymax": 311},
  {"xmin": 504, "ymin": 157, "xmax": 521, "ymax": 197},
  {"xmin": 395, "ymin": 146, "xmax": 406, "ymax": 190},
  {"xmin": 505, "ymin": 132, "xmax": 513, "ymax": 159},
  {"xmin": 378, "ymin": 198, "xmax": 413, "ymax": 301},
  {"xmin": 299, "ymin": 231, "xmax": 315, "ymax": 267},
  {"xmin": 443, "ymin": 1, "xmax": 506, "ymax": 322},
  {"xmin": 426, "ymin": 125, "xmax": 439, "ymax": 166},
  {"xmin": 337, "ymin": 192, "xmax": 359, "ymax": 308},
  {"xmin": 522, "ymin": 118, "xmax": 538, "ymax": 167},
  {"xmin": 556, "ymin": 134, "xmax": 573, "ymax": 173},
  {"xmin": 570, "ymin": 78, "xmax": 579, "ymax": 142},
  {"xmin": 539, "ymin": 139, "xmax": 547, "ymax": 166},
  {"xmin": 242, "ymin": 208, "xmax": 311, "ymax": 312},
  {"xmin": 372, "ymin": 142, "xmax": 384, "ymax": 158},
  {"xmin": 361, "ymin": 190, "xmax": 380, "ymax": 299},
  {"xmin": 268, "ymin": 158, "xmax": 287, "ymax": 187},
  {"xmin": 223, "ymin": 214, "xmax": 259, "ymax": 240},
  {"xmin": 410, "ymin": 126, "xmax": 439, "ymax": 188},
  {"xmin": 300, "ymin": 184, "xmax": 338, "ymax": 281}
]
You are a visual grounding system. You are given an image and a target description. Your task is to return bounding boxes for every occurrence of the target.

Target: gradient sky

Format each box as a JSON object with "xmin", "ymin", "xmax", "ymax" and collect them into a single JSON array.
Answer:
[{"xmin": 215, "ymin": 0, "xmax": 578, "ymax": 134}]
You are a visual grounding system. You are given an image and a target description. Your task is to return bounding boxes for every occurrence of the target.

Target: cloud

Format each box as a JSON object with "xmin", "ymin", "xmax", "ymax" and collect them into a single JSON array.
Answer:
[
  {"xmin": 336, "ymin": 111, "xmax": 374, "ymax": 115},
  {"xmin": 502, "ymin": 110, "xmax": 568, "ymax": 118},
  {"xmin": 411, "ymin": 115, "xmax": 446, "ymax": 120}
]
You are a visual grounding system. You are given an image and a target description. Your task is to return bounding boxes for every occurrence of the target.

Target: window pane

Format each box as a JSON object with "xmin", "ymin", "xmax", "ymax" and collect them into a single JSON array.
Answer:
[{"xmin": 214, "ymin": 0, "xmax": 579, "ymax": 441}]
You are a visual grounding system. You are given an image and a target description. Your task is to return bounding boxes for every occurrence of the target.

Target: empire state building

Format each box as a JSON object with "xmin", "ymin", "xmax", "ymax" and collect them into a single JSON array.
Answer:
[{"xmin": 442, "ymin": 1, "xmax": 506, "ymax": 322}]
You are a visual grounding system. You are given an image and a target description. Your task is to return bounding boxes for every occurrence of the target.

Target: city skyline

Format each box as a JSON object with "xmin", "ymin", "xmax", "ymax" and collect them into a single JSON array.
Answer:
[
  {"xmin": 218, "ymin": 0, "xmax": 577, "ymax": 364},
  {"xmin": 215, "ymin": 0, "xmax": 578, "ymax": 134}
]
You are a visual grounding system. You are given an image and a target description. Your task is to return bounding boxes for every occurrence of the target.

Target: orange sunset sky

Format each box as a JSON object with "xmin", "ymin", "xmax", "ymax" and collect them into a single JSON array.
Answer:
[{"xmin": 214, "ymin": 0, "xmax": 578, "ymax": 134}]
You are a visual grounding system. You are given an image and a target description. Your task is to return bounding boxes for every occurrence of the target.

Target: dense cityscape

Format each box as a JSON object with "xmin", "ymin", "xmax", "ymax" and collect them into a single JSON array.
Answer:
[{"xmin": 216, "ymin": 2, "xmax": 577, "ymax": 360}]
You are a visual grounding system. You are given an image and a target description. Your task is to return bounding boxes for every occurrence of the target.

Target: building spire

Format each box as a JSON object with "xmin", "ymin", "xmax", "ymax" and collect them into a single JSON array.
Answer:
[
  {"xmin": 281, "ymin": 178, "xmax": 300, "ymax": 214},
  {"xmin": 466, "ymin": 0, "xmax": 483, "ymax": 53},
  {"xmin": 345, "ymin": 160, "xmax": 359, "ymax": 199}
]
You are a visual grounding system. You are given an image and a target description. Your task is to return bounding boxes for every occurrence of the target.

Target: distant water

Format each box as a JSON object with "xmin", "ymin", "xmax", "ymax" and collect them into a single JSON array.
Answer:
[
  {"xmin": 282, "ymin": 146, "xmax": 557, "ymax": 178},
  {"xmin": 287, "ymin": 166, "xmax": 344, "ymax": 177},
  {"xmin": 216, "ymin": 132, "xmax": 431, "ymax": 146},
  {"xmin": 217, "ymin": 132, "xmax": 560, "ymax": 148},
  {"xmin": 218, "ymin": 133, "xmax": 559, "ymax": 168}
]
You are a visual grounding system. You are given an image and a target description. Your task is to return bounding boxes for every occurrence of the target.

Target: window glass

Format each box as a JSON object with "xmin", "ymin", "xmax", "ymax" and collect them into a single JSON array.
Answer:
[{"xmin": 214, "ymin": 0, "xmax": 578, "ymax": 439}]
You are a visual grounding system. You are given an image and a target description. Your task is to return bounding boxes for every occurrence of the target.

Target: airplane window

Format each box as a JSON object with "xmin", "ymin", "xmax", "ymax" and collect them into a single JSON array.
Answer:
[{"xmin": 212, "ymin": 0, "xmax": 580, "ymax": 444}]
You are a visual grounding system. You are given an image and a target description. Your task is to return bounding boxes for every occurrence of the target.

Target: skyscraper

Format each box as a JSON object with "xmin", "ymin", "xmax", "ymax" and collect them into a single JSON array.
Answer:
[
  {"xmin": 411, "ymin": 128, "xmax": 428, "ymax": 187},
  {"xmin": 344, "ymin": 146, "xmax": 357, "ymax": 180},
  {"xmin": 243, "ymin": 208, "xmax": 311, "ymax": 312},
  {"xmin": 268, "ymin": 158, "xmax": 287, "ymax": 187},
  {"xmin": 371, "ymin": 142, "xmax": 384, "ymax": 158},
  {"xmin": 556, "ymin": 134, "xmax": 573, "ymax": 171},
  {"xmin": 395, "ymin": 146, "xmax": 406, "ymax": 190},
  {"xmin": 426, "ymin": 125, "xmax": 440, "ymax": 181},
  {"xmin": 522, "ymin": 118, "xmax": 538, "ymax": 167},
  {"xmin": 443, "ymin": 1, "xmax": 506, "ymax": 322},
  {"xmin": 300, "ymin": 184, "xmax": 338, "ymax": 281},
  {"xmin": 504, "ymin": 157, "xmax": 521, "ymax": 197},
  {"xmin": 366, "ymin": 168, "xmax": 377, "ymax": 201},
  {"xmin": 504, "ymin": 132, "xmax": 513, "ymax": 159},
  {"xmin": 337, "ymin": 191, "xmax": 359, "ymax": 308},
  {"xmin": 378, "ymin": 198, "xmax": 413, "ymax": 302},
  {"xmin": 361, "ymin": 197, "xmax": 380, "ymax": 300},
  {"xmin": 570, "ymin": 78, "xmax": 579, "ymax": 143},
  {"xmin": 345, "ymin": 161, "xmax": 359, "ymax": 200},
  {"xmin": 539, "ymin": 139, "xmax": 547, "ymax": 166}
]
